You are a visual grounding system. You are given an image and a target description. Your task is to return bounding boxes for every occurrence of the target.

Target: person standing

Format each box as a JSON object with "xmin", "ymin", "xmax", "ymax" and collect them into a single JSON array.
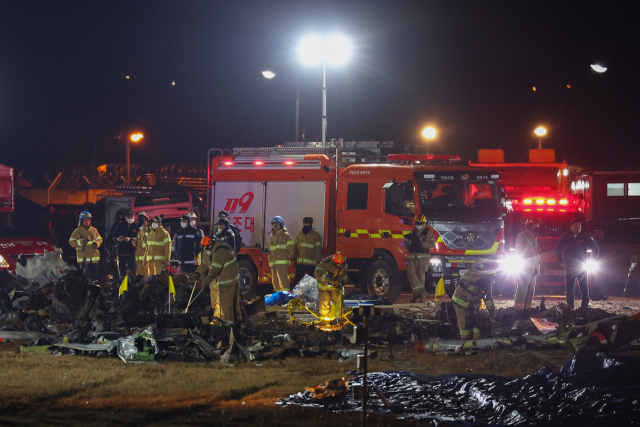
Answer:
[
  {"xmin": 315, "ymin": 252, "xmax": 348, "ymax": 326},
  {"xmin": 174, "ymin": 214, "xmax": 201, "ymax": 273},
  {"xmin": 190, "ymin": 212, "xmax": 204, "ymax": 268},
  {"xmin": 452, "ymin": 260, "xmax": 497, "ymax": 340},
  {"xmin": 404, "ymin": 214, "xmax": 436, "ymax": 303},
  {"xmin": 555, "ymin": 218, "xmax": 599, "ymax": 310},
  {"xmin": 268, "ymin": 216, "xmax": 293, "ymax": 291},
  {"xmin": 148, "ymin": 216, "xmax": 171, "ymax": 276},
  {"xmin": 215, "ymin": 218, "xmax": 236, "ymax": 253},
  {"xmin": 132, "ymin": 211, "xmax": 150, "ymax": 278},
  {"xmin": 292, "ymin": 217, "xmax": 323, "ymax": 287},
  {"xmin": 112, "ymin": 209, "xmax": 138, "ymax": 277},
  {"xmin": 195, "ymin": 236, "xmax": 242, "ymax": 323},
  {"xmin": 513, "ymin": 218, "xmax": 541, "ymax": 309},
  {"xmin": 69, "ymin": 210, "xmax": 103, "ymax": 281}
]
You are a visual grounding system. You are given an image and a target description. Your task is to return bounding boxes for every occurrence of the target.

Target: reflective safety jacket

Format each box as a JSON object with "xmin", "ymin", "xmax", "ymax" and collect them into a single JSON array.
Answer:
[
  {"xmin": 452, "ymin": 270, "xmax": 495, "ymax": 312},
  {"xmin": 515, "ymin": 230, "xmax": 541, "ymax": 274},
  {"xmin": 148, "ymin": 226, "xmax": 171, "ymax": 262},
  {"xmin": 292, "ymin": 230, "xmax": 322, "ymax": 266},
  {"xmin": 69, "ymin": 226, "xmax": 103, "ymax": 263},
  {"xmin": 174, "ymin": 225, "xmax": 201, "ymax": 264},
  {"xmin": 132, "ymin": 228, "xmax": 149, "ymax": 263},
  {"xmin": 268, "ymin": 228, "xmax": 293, "ymax": 268},
  {"xmin": 196, "ymin": 242, "xmax": 239, "ymax": 289},
  {"xmin": 315, "ymin": 256, "xmax": 348, "ymax": 291}
]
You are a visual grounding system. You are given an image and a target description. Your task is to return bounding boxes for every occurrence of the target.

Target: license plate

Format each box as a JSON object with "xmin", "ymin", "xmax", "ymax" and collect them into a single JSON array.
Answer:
[
  {"xmin": 458, "ymin": 269, "xmax": 467, "ymax": 276},
  {"xmin": 545, "ymin": 269, "xmax": 565, "ymax": 276}
]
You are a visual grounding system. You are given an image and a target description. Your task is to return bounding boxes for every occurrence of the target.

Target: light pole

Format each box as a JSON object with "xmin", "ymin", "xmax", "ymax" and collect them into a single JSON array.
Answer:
[
  {"xmin": 262, "ymin": 70, "xmax": 301, "ymax": 143},
  {"xmin": 299, "ymin": 35, "xmax": 351, "ymax": 147},
  {"xmin": 534, "ymin": 126, "xmax": 546, "ymax": 149},
  {"xmin": 127, "ymin": 133, "xmax": 144, "ymax": 185},
  {"xmin": 422, "ymin": 126, "xmax": 437, "ymax": 153}
]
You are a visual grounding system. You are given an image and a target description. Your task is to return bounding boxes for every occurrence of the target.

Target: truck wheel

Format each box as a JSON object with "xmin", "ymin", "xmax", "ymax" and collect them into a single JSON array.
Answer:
[
  {"xmin": 237, "ymin": 259, "xmax": 257, "ymax": 301},
  {"xmin": 365, "ymin": 258, "xmax": 402, "ymax": 302}
]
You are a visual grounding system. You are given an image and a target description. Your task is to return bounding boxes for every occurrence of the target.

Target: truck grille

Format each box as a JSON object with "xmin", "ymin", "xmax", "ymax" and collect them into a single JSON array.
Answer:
[{"xmin": 431, "ymin": 221, "xmax": 502, "ymax": 251}]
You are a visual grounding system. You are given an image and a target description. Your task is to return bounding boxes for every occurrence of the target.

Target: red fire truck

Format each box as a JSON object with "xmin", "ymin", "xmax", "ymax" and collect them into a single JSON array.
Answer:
[
  {"xmin": 208, "ymin": 146, "xmax": 507, "ymax": 301},
  {"xmin": 0, "ymin": 164, "xmax": 56, "ymax": 273},
  {"xmin": 470, "ymin": 149, "xmax": 592, "ymax": 292}
]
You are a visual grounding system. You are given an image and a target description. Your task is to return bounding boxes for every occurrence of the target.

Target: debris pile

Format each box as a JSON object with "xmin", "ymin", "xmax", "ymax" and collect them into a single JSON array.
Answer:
[{"xmin": 278, "ymin": 353, "xmax": 640, "ymax": 426}]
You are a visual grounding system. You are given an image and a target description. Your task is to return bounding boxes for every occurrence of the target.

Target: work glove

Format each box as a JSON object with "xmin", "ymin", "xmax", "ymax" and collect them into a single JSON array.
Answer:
[
  {"xmin": 202, "ymin": 282, "xmax": 209, "ymax": 290},
  {"xmin": 194, "ymin": 272, "xmax": 201, "ymax": 280}
]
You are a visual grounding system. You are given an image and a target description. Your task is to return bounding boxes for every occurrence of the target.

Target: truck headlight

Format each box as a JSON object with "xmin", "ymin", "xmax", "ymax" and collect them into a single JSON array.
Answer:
[
  {"xmin": 0, "ymin": 255, "xmax": 10, "ymax": 268},
  {"xmin": 585, "ymin": 259, "xmax": 597, "ymax": 274},
  {"xmin": 430, "ymin": 258, "xmax": 443, "ymax": 273},
  {"xmin": 500, "ymin": 254, "xmax": 523, "ymax": 275}
]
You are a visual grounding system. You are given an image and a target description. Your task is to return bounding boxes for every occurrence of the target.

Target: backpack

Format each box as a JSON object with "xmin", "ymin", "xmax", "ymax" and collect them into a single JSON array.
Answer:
[{"xmin": 230, "ymin": 224, "xmax": 243, "ymax": 250}]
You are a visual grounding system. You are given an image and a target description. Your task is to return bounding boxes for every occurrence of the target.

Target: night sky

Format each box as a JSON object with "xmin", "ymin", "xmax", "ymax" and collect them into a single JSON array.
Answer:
[{"xmin": 1, "ymin": 1, "xmax": 639, "ymax": 173}]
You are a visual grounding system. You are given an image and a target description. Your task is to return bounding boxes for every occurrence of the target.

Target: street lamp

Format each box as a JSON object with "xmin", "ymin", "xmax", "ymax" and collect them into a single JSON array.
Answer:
[
  {"xmin": 262, "ymin": 70, "xmax": 301, "ymax": 143},
  {"xmin": 127, "ymin": 133, "xmax": 144, "ymax": 185},
  {"xmin": 262, "ymin": 70, "xmax": 275, "ymax": 79},
  {"xmin": 422, "ymin": 126, "xmax": 437, "ymax": 153},
  {"xmin": 298, "ymin": 34, "xmax": 351, "ymax": 147},
  {"xmin": 534, "ymin": 126, "xmax": 546, "ymax": 149}
]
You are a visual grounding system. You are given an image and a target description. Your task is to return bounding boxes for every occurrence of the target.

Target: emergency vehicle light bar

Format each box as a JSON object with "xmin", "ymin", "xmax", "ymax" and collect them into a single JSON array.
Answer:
[
  {"xmin": 512, "ymin": 196, "xmax": 578, "ymax": 212},
  {"xmin": 218, "ymin": 158, "xmax": 322, "ymax": 170},
  {"xmin": 387, "ymin": 154, "xmax": 461, "ymax": 163}
]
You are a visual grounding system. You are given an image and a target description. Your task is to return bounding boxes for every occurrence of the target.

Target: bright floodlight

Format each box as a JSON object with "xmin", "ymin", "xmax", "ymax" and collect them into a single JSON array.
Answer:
[
  {"xmin": 299, "ymin": 35, "xmax": 324, "ymax": 65},
  {"xmin": 299, "ymin": 34, "xmax": 351, "ymax": 65},
  {"xmin": 130, "ymin": 133, "xmax": 144, "ymax": 142},
  {"xmin": 590, "ymin": 64, "xmax": 607, "ymax": 73},
  {"xmin": 262, "ymin": 70, "xmax": 276, "ymax": 79},
  {"xmin": 325, "ymin": 35, "xmax": 351, "ymax": 65},
  {"xmin": 534, "ymin": 127, "xmax": 547, "ymax": 136},
  {"xmin": 422, "ymin": 126, "xmax": 437, "ymax": 139}
]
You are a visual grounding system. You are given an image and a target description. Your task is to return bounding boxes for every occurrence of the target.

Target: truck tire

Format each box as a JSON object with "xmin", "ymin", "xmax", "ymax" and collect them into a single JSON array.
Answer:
[
  {"xmin": 237, "ymin": 259, "xmax": 257, "ymax": 302},
  {"xmin": 365, "ymin": 258, "xmax": 402, "ymax": 302}
]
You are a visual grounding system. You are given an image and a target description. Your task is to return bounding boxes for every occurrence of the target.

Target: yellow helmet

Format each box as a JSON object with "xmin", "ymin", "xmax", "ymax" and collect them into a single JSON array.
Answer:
[{"xmin": 415, "ymin": 214, "xmax": 427, "ymax": 223}]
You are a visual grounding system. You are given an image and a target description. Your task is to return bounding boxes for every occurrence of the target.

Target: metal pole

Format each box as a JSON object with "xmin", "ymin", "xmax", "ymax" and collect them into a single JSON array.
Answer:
[
  {"xmin": 126, "ymin": 137, "xmax": 130, "ymax": 186},
  {"xmin": 295, "ymin": 87, "xmax": 300, "ymax": 143},
  {"xmin": 362, "ymin": 313, "xmax": 368, "ymax": 427},
  {"xmin": 538, "ymin": 138, "xmax": 542, "ymax": 149},
  {"xmin": 322, "ymin": 60, "xmax": 327, "ymax": 148}
]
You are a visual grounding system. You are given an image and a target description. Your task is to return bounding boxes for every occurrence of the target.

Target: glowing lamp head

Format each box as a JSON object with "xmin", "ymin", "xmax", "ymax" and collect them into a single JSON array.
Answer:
[
  {"xmin": 262, "ymin": 70, "xmax": 276, "ymax": 79},
  {"xmin": 130, "ymin": 133, "xmax": 144, "ymax": 142},
  {"xmin": 534, "ymin": 127, "xmax": 547, "ymax": 137},
  {"xmin": 422, "ymin": 127, "xmax": 436, "ymax": 139},
  {"xmin": 585, "ymin": 259, "xmax": 598, "ymax": 274}
]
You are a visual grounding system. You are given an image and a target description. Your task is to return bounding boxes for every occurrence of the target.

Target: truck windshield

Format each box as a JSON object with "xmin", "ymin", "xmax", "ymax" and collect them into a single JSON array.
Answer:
[
  {"xmin": 0, "ymin": 215, "xmax": 40, "ymax": 238},
  {"xmin": 509, "ymin": 211, "xmax": 588, "ymax": 238},
  {"xmin": 418, "ymin": 180, "xmax": 501, "ymax": 219}
]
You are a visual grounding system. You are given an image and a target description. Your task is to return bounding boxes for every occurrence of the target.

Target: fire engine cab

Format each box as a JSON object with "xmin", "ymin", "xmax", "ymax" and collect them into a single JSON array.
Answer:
[{"xmin": 208, "ymin": 145, "xmax": 507, "ymax": 302}]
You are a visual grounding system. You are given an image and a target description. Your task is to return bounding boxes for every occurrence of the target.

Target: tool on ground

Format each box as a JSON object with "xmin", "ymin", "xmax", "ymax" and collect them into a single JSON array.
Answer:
[{"xmin": 620, "ymin": 261, "xmax": 636, "ymax": 310}]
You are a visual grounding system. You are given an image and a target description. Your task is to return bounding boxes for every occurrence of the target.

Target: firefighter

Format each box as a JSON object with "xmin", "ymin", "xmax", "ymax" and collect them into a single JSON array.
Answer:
[
  {"xmin": 268, "ymin": 216, "xmax": 294, "ymax": 291},
  {"xmin": 190, "ymin": 212, "xmax": 204, "ymax": 268},
  {"xmin": 404, "ymin": 213, "xmax": 436, "ymax": 303},
  {"xmin": 292, "ymin": 217, "xmax": 323, "ymax": 288},
  {"xmin": 174, "ymin": 214, "xmax": 201, "ymax": 273},
  {"xmin": 513, "ymin": 218, "xmax": 541, "ymax": 309},
  {"xmin": 555, "ymin": 218, "xmax": 599, "ymax": 310},
  {"xmin": 218, "ymin": 210, "xmax": 241, "ymax": 240},
  {"xmin": 112, "ymin": 209, "xmax": 138, "ymax": 277},
  {"xmin": 68, "ymin": 210, "xmax": 103, "ymax": 281},
  {"xmin": 195, "ymin": 236, "xmax": 242, "ymax": 323},
  {"xmin": 315, "ymin": 252, "xmax": 347, "ymax": 325},
  {"xmin": 215, "ymin": 217, "xmax": 236, "ymax": 253},
  {"xmin": 452, "ymin": 260, "xmax": 497, "ymax": 340},
  {"xmin": 148, "ymin": 216, "xmax": 171, "ymax": 276},
  {"xmin": 132, "ymin": 211, "xmax": 149, "ymax": 278}
]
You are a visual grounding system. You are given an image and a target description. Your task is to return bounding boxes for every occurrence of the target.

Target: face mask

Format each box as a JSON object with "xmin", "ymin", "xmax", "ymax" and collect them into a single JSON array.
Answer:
[
  {"xmin": 139, "ymin": 225, "xmax": 144, "ymax": 231},
  {"xmin": 126, "ymin": 218, "xmax": 134, "ymax": 224},
  {"xmin": 152, "ymin": 223, "xmax": 159, "ymax": 229},
  {"xmin": 205, "ymin": 250, "xmax": 211, "ymax": 256},
  {"xmin": 416, "ymin": 223, "xmax": 426, "ymax": 231},
  {"xmin": 190, "ymin": 220, "xmax": 197, "ymax": 227},
  {"xmin": 180, "ymin": 222, "xmax": 187, "ymax": 229},
  {"xmin": 302, "ymin": 225, "xmax": 312, "ymax": 234}
]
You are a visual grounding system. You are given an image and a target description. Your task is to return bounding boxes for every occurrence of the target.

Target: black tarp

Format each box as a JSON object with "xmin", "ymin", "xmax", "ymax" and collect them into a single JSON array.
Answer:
[{"xmin": 277, "ymin": 353, "xmax": 640, "ymax": 426}]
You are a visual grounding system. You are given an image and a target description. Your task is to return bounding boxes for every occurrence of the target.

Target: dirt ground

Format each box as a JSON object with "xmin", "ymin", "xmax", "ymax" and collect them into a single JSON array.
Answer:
[{"xmin": 3, "ymin": 293, "xmax": 636, "ymax": 426}]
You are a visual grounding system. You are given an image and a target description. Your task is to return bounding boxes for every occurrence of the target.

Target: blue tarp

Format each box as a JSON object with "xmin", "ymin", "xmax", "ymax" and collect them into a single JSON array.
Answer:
[{"xmin": 277, "ymin": 353, "xmax": 640, "ymax": 426}]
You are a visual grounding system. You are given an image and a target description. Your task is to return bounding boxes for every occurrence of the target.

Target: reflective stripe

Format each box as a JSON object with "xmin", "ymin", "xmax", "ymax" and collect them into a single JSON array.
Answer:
[
  {"xmin": 181, "ymin": 260, "xmax": 196, "ymax": 264},
  {"xmin": 163, "ymin": 238, "xmax": 171, "ymax": 244},
  {"xmin": 452, "ymin": 295, "xmax": 469, "ymax": 308},
  {"xmin": 184, "ymin": 234, "xmax": 195, "ymax": 238},
  {"xmin": 300, "ymin": 243, "xmax": 315, "ymax": 248},
  {"xmin": 286, "ymin": 240, "xmax": 293, "ymax": 246},
  {"xmin": 223, "ymin": 259, "xmax": 236, "ymax": 268},
  {"xmin": 76, "ymin": 257, "xmax": 100, "ymax": 262},
  {"xmin": 272, "ymin": 260, "xmax": 289, "ymax": 265},
  {"xmin": 297, "ymin": 258, "xmax": 316, "ymax": 265},
  {"xmin": 460, "ymin": 329, "xmax": 471, "ymax": 336},
  {"xmin": 270, "ymin": 245, "xmax": 289, "ymax": 250},
  {"xmin": 152, "ymin": 255, "xmax": 165, "ymax": 260},
  {"xmin": 467, "ymin": 284, "xmax": 476, "ymax": 292},
  {"xmin": 135, "ymin": 256, "xmax": 146, "ymax": 261},
  {"xmin": 473, "ymin": 328, "xmax": 481, "ymax": 333},
  {"xmin": 409, "ymin": 254, "xmax": 430, "ymax": 258},
  {"xmin": 212, "ymin": 262, "xmax": 223, "ymax": 268},
  {"xmin": 485, "ymin": 300, "xmax": 494, "ymax": 308},
  {"xmin": 219, "ymin": 274, "xmax": 240, "ymax": 285}
]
